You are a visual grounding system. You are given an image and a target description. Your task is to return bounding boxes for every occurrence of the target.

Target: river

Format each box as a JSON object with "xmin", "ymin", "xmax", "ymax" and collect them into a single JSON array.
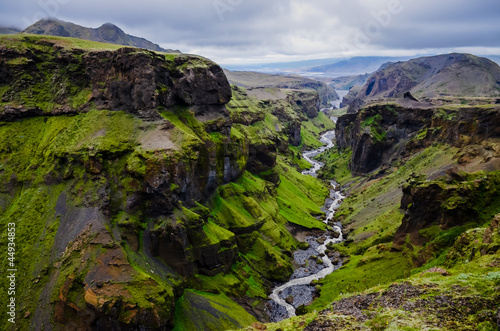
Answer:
[
  {"xmin": 329, "ymin": 89, "xmax": 350, "ymax": 109},
  {"xmin": 267, "ymin": 130, "xmax": 346, "ymax": 321}
]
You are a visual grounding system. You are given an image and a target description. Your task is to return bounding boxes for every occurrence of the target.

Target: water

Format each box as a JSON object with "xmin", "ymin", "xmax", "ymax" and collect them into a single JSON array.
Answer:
[
  {"xmin": 329, "ymin": 90, "xmax": 350, "ymax": 109},
  {"xmin": 267, "ymin": 131, "xmax": 346, "ymax": 321}
]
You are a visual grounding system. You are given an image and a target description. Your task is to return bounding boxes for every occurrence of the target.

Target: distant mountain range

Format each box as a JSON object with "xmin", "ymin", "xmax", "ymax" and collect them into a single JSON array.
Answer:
[
  {"xmin": 20, "ymin": 18, "xmax": 179, "ymax": 53},
  {"xmin": 309, "ymin": 56, "xmax": 416, "ymax": 76},
  {"xmin": 0, "ymin": 27, "xmax": 21, "ymax": 34}
]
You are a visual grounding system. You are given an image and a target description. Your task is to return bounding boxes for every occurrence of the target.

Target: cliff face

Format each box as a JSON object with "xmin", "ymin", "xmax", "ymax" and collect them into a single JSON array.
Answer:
[
  {"xmin": 0, "ymin": 35, "xmax": 333, "ymax": 330},
  {"xmin": 0, "ymin": 41, "xmax": 229, "ymax": 121},
  {"xmin": 394, "ymin": 171, "xmax": 500, "ymax": 251},
  {"xmin": 336, "ymin": 104, "xmax": 500, "ymax": 175}
]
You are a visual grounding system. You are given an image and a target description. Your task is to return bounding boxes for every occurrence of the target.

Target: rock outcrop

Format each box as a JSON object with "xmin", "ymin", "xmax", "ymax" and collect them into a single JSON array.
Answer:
[
  {"xmin": 336, "ymin": 104, "xmax": 433, "ymax": 174},
  {"xmin": 0, "ymin": 40, "xmax": 230, "ymax": 121},
  {"xmin": 393, "ymin": 171, "xmax": 500, "ymax": 250},
  {"xmin": 336, "ymin": 103, "xmax": 500, "ymax": 175}
]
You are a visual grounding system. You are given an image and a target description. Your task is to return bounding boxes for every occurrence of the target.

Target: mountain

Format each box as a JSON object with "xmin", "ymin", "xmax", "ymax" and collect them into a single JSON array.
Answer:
[
  {"xmin": 309, "ymin": 56, "xmax": 414, "ymax": 76},
  {"xmin": 22, "ymin": 18, "xmax": 179, "ymax": 53},
  {"xmin": 224, "ymin": 70, "xmax": 339, "ymax": 107},
  {"xmin": 344, "ymin": 53, "xmax": 500, "ymax": 111},
  {"xmin": 0, "ymin": 26, "xmax": 21, "ymax": 34}
]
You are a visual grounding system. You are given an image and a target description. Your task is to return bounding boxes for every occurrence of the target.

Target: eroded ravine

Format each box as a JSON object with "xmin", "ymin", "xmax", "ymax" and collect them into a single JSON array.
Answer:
[{"xmin": 267, "ymin": 130, "xmax": 346, "ymax": 321}]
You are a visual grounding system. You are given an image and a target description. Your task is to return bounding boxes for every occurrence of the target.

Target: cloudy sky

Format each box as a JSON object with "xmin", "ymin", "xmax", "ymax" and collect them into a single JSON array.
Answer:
[{"xmin": 1, "ymin": 0, "xmax": 499, "ymax": 65}]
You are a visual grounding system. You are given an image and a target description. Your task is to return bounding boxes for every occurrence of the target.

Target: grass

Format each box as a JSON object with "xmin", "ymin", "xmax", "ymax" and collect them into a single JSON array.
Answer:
[
  {"xmin": 173, "ymin": 290, "xmax": 257, "ymax": 331},
  {"xmin": 308, "ymin": 249, "xmax": 412, "ymax": 312},
  {"xmin": 334, "ymin": 144, "xmax": 458, "ymax": 241},
  {"xmin": 0, "ymin": 34, "xmax": 129, "ymax": 51},
  {"xmin": 315, "ymin": 147, "xmax": 353, "ymax": 185}
]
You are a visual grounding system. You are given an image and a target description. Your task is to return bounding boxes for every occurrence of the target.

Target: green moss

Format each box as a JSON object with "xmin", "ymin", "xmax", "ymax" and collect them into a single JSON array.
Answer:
[
  {"xmin": 173, "ymin": 290, "xmax": 256, "ymax": 331},
  {"xmin": 0, "ymin": 34, "xmax": 126, "ymax": 51},
  {"xmin": 203, "ymin": 220, "xmax": 234, "ymax": 245},
  {"xmin": 275, "ymin": 160, "xmax": 328, "ymax": 230},
  {"xmin": 434, "ymin": 107, "xmax": 459, "ymax": 121},
  {"xmin": 241, "ymin": 236, "xmax": 293, "ymax": 281},
  {"xmin": 361, "ymin": 114, "xmax": 383, "ymax": 127},
  {"xmin": 360, "ymin": 113, "xmax": 387, "ymax": 142},
  {"xmin": 0, "ymin": 184, "xmax": 65, "ymax": 330},
  {"xmin": 309, "ymin": 250, "xmax": 412, "ymax": 312},
  {"xmin": 69, "ymin": 88, "xmax": 92, "ymax": 108},
  {"xmin": 316, "ymin": 147, "xmax": 353, "ymax": 185}
]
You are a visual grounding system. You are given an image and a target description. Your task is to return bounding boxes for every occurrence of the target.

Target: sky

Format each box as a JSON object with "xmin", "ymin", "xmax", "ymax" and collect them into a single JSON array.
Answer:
[{"xmin": 1, "ymin": 0, "xmax": 499, "ymax": 65}]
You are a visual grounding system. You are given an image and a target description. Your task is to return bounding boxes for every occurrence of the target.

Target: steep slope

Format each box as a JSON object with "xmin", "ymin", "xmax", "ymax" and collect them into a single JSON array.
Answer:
[
  {"xmin": 22, "ymin": 18, "xmax": 178, "ymax": 53},
  {"xmin": 0, "ymin": 35, "xmax": 337, "ymax": 330},
  {"xmin": 344, "ymin": 53, "xmax": 500, "ymax": 112}
]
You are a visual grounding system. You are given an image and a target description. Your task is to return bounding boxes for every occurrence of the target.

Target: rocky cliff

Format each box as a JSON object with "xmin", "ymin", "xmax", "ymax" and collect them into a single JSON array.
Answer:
[
  {"xmin": 0, "ymin": 35, "xmax": 334, "ymax": 330},
  {"xmin": 336, "ymin": 103, "xmax": 500, "ymax": 175}
]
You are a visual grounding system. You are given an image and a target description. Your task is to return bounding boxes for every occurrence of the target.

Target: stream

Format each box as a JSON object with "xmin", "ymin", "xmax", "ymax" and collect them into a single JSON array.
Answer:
[{"xmin": 267, "ymin": 130, "xmax": 346, "ymax": 321}]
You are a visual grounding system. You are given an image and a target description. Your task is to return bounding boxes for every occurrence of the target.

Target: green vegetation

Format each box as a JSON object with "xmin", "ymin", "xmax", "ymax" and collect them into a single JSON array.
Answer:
[
  {"xmin": 0, "ymin": 34, "xmax": 126, "ymax": 51},
  {"xmin": 173, "ymin": 290, "xmax": 257, "ymax": 331},
  {"xmin": 315, "ymin": 147, "xmax": 352, "ymax": 185},
  {"xmin": 309, "ymin": 248, "xmax": 412, "ymax": 312}
]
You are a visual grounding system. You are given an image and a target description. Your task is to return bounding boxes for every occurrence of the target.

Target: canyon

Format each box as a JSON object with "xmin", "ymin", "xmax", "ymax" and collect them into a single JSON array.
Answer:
[{"xmin": 0, "ymin": 32, "xmax": 499, "ymax": 331}]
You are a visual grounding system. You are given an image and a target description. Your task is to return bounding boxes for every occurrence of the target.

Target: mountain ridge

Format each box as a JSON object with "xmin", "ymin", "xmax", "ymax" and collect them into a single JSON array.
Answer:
[
  {"xmin": 343, "ymin": 53, "xmax": 500, "ymax": 112},
  {"xmin": 22, "ymin": 18, "xmax": 180, "ymax": 53}
]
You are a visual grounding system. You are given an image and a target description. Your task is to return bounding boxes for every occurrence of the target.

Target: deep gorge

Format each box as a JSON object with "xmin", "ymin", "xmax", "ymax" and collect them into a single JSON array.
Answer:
[{"xmin": 1, "ymin": 34, "xmax": 500, "ymax": 331}]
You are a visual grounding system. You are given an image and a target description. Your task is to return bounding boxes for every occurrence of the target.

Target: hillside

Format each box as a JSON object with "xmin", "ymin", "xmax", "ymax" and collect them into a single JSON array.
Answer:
[
  {"xmin": 241, "ymin": 55, "xmax": 500, "ymax": 330},
  {"xmin": 0, "ymin": 34, "xmax": 339, "ymax": 330},
  {"xmin": 224, "ymin": 70, "xmax": 339, "ymax": 108},
  {"xmin": 343, "ymin": 53, "xmax": 500, "ymax": 112},
  {"xmin": 22, "ymin": 18, "xmax": 179, "ymax": 53},
  {"xmin": 330, "ymin": 73, "xmax": 370, "ymax": 91}
]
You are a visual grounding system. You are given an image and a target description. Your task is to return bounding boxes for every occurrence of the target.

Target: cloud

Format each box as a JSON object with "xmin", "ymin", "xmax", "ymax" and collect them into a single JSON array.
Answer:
[{"xmin": 0, "ymin": 0, "xmax": 499, "ymax": 64}]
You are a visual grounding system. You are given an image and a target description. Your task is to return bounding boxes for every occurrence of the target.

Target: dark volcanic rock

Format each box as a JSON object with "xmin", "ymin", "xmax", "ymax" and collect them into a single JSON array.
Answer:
[
  {"xmin": 393, "ymin": 172, "xmax": 500, "ymax": 250},
  {"xmin": 287, "ymin": 120, "xmax": 302, "ymax": 146},
  {"xmin": 0, "ymin": 39, "xmax": 231, "ymax": 121},
  {"xmin": 403, "ymin": 91, "xmax": 419, "ymax": 102},
  {"xmin": 336, "ymin": 103, "xmax": 500, "ymax": 175},
  {"xmin": 288, "ymin": 90, "xmax": 321, "ymax": 118},
  {"xmin": 336, "ymin": 104, "xmax": 433, "ymax": 174}
]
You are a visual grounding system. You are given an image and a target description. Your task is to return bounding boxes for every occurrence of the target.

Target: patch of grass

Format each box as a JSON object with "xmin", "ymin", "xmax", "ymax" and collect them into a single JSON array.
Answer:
[
  {"xmin": 316, "ymin": 147, "xmax": 353, "ymax": 185},
  {"xmin": 309, "ymin": 249, "xmax": 412, "ymax": 312},
  {"xmin": 173, "ymin": 290, "xmax": 256, "ymax": 331}
]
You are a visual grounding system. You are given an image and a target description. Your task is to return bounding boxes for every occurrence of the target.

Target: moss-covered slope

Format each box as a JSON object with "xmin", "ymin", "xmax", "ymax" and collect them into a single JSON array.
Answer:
[
  {"xmin": 247, "ymin": 99, "xmax": 500, "ymax": 330},
  {"xmin": 0, "ymin": 35, "xmax": 336, "ymax": 330}
]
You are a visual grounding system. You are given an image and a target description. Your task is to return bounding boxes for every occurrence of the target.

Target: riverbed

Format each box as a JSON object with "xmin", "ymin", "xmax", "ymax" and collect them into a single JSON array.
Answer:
[{"xmin": 266, "ymin": 131, "xmax": 346, "ymax": 322}]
